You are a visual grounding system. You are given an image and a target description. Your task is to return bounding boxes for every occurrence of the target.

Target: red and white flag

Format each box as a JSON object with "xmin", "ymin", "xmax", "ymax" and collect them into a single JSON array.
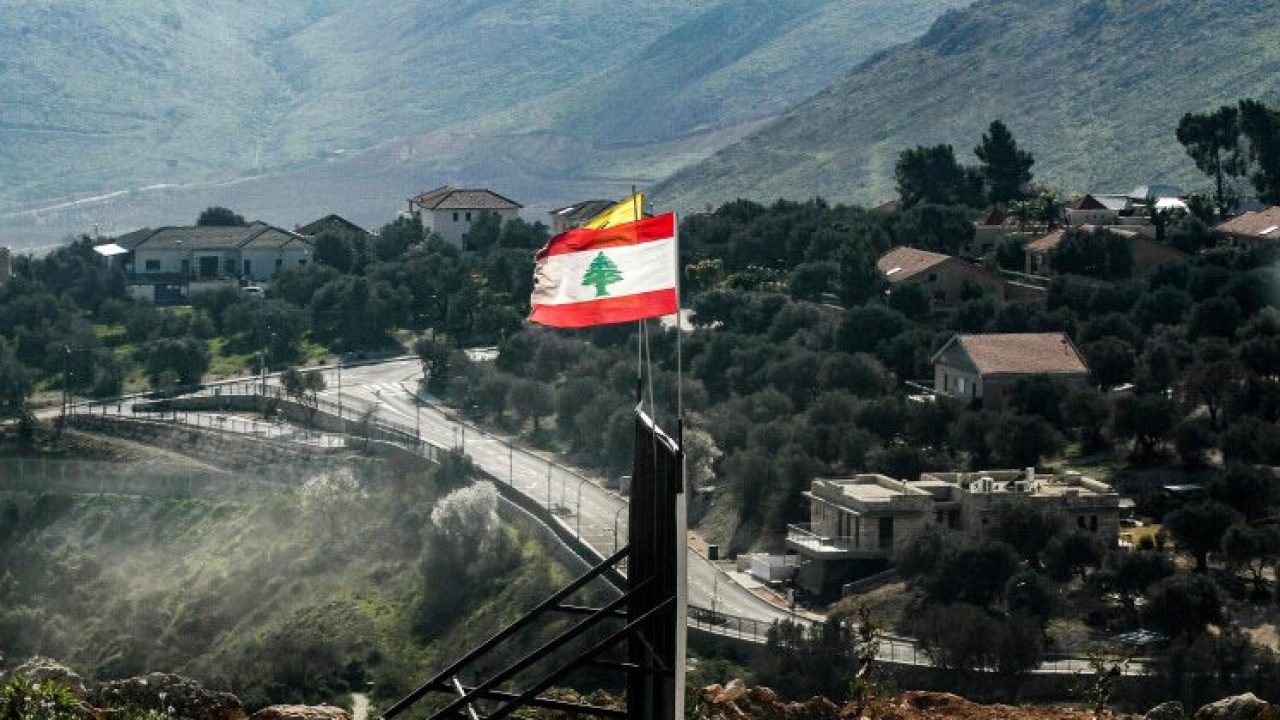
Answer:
[{"xmin": 529, "ymin": 213, "xmax": 678, "ymax": 328}]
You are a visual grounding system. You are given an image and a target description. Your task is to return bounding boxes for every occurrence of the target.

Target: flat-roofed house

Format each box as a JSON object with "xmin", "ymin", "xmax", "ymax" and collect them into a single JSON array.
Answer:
[
  {"xmin": 548, "ymin": 199, "xmax": 616, "ymax": 235},
  {"xmin": 932, "ymin": 332, "xmax": 1089, "ymax": 409},
  {"xmin": 789, "ymin": 469, "xmax": 1119, "ymax": 596},
  {"xmin": 101, "ymin": 222, "xmax": 311, "ymax": 304},
  {"xmin": 876, "ymin": 246, "xmax": 1004, "ymax": 311},
  {"xmin": 408, "ymin": 185, "xmax": 522, "ymax": 248},
  {"xmin": 1216, "ymin": 207, "xmax": 1280, "ymax": 247}
]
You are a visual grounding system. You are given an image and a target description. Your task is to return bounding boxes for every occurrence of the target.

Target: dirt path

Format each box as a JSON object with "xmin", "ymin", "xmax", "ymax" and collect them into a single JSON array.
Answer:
[{"xmin": 351, "ymin": 693, "xmax": 369, "ymax": 720}]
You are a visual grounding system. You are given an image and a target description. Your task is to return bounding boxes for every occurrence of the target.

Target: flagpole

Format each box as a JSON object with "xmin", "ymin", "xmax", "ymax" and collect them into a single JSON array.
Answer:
[{"xmin": 671, "ymin": 205, "xmax": 687, "ymax": 720}]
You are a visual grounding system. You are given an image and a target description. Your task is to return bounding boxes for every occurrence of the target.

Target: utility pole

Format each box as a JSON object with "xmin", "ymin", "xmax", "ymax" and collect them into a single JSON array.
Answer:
[
  {"xmin": 336, "ymin": 358, "xmax": 343, "ymax": 422},
  {"xmin": 415, "ymin": 395, "xmax": 421, "ymax": 450},
  {"xmin": 61, "ymin": 345, "xmax": 70, "ymax": 423},
  {"xmin": 460, "ymin": 425, "xmax": 465, "ymax": 453},
  {"xmin": 546, "ymin": 462, "xmax": 552, "ymax": 510}
]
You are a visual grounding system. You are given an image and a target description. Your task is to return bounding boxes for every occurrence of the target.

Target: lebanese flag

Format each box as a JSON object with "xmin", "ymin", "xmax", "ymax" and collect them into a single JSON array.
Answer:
[{"xmin": 529, "ymin": 213, "xmax": 678, "ymax": 328}]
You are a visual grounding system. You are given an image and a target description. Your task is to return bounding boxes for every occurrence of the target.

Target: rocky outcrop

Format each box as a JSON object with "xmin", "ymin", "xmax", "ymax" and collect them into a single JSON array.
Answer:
[
  {"xmin": 90, "ymin": 673, "xmax": 246, "ymax": 720},
  {"xmin": 1194, "ymin": 694, "xmax": 1280, "ymax": 720},
  {"xmin": 6, "ymin": 657, "xmax": 89, "ymax": 699},
  {"xmin": 1146, "ymin": 701, "xmax": 1186, "ymax": 720},
  {"xmin": 248, "ymin": 706, "xmax": 351, "ymax": 720}
]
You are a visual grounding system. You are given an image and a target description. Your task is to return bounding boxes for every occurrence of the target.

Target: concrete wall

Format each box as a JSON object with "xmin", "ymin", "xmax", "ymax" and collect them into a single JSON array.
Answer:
[{"xmin": 422, "ymin": 208, "xmax": 520, "ymax": 247}]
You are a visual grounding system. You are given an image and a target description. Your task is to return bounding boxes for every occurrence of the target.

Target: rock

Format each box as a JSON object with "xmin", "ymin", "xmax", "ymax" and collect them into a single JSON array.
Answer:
[
  {"xmin": 248, "ymin": 706, "xmax": 351, "ymax": 720},
  {"xmin": 1146, "ymin": 701, "xmax": 1186, "ymax": 720},
  {"xmin": 785, "ymin": 696, "xmax": 839, "ymax": 720},
  {"xmin": 9, "ymin": 657, "xmax": 88, "ymax": 699},
  {"xmin": 90, "ymin": 673, "xmax": 245, "ymax": 720},
  {"xmin": 1195, "ymin": 694, "xmax": 1280, "ymax": 720}
]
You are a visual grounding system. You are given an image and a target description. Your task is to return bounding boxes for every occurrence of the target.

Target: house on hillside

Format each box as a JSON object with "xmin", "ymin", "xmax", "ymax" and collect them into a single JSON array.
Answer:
[
  {"xmin": 788, "ymin": 469, "xmax": 1119, "ymax": 597},
  {"xmin": 1216, "ymin": 207, "xmax": 1280, "ymax": 247},
  {"xmin": 1065, "ymin": 194, "xmax": 1127, "ymax": 226},
  {"xmin": 407, "ymin": 185, "xmax": 522, "ymax": 248},
  {"xmin": 876, "ymin": 246, "xmax": 1004, "ymax": 311},
  {"xmin": 967, "ymin": 207, "xmax": 1008, "ymax": 257},
  {"xmin": 548, "ymin": 199, "xmax": 616, "ymax": 235},
  {"xmin": 100, "ymin": 223, "xmax": 311, "ymax": 304},
  {"xmin": 1023, "ymin": 225, "xmax": 1187, "ymax": 276},
  {"xmin": 296, "ymin": 214, "xmax": 371, "ymax": 238},
  {"xmin": 931, "ymin": 332, "xmax": 1089, "ymax": 409}
]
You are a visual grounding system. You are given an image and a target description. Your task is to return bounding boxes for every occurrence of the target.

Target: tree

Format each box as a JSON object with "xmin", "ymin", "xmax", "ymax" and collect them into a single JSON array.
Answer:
[
  {"xmin": 1096, "ymin": 549, "xmax": 1173, "ymax": 619},
  {"xmin": 1177, "ymin": 106, "xmax": 1245, "ymax": 215},
  {"xmin": 1165, "ymin": 501, "xmax": 1242, "ymax": 572},
  {"xmin": 788, "ymin": 261, "xmax": 837, "ymax": 301},
  {"xmin": 313, "ymin": 231, "xmax": 355, "ymax": 272},
  {"xmin": 1111, "ymin": 393, "xmax": 1178, "ymax": 459},
  {"xmin": 1084, "ymin": 337, "xmax": 1135, "ymax": 391},
  {"xmin": 581, "ymin": 252, "xmax": 623, "ymax": 297},
  {"xmin": 1208, "ymin": 465, "xmax": 1276, "ymax": 520},
  {"xmin": 374, "ymin": 217, "xmax": 424, "ymax": 261},
  {"xmin": 990, "ymin": 502, "xmax": 1063, "ymax": 566},
  {"xmin": 462, "ymin": 210, "xmax": 503, "ymax": 253},
  {"xmin": 1043, "ymin": 531, "xmax": 1101, "ymax": 582},
  {"xmin": 1048, "ymin": 227, "xmax": 1133, "ymax": 279},
  {"xmin": 1239, "ymin": 98, "xmax": 1280, "ymax": 204},
  {"xmin": 1221, "ymin": 523, "xmax": 1280, "ymax": 592},
  {"xmin": 1144, "ymin": 573, "xmax": 1225, "ymax": 638},
  {"xmin": 974, "ymin": 120, "xmax": 1035, "ymax": 206},
  {"xmin": 415, "ymin": 337, "xmax": 452, "ymax": 396},
  {"xmin": 145, "ymin": 338, "xmax": 209, "ymax": 387},
  {"xmin": 1004, "ymin": 569, "xmax": 1054, "ymax": 621},
  {"xmin": 889, "ymin": 204, "xmax": 975, "ymax": 255},
  {"xmin": 1061, "ymin": 388, "xmax": 1110, "ymax": 453},
  {"xmin": 929, "ymin": 539, "xmax": 1021, "ymax": 606},
  {"xmin": 894, "ymin": 144, "xmax": 981, "ymax": 207},
  {"xmin": 988, "ymin": 414, "xmax": 1062, "ymax": 470},
  {"xmin": 196, "ymin": 206, "xmax": 246, "ymax": 226},
  {"xmin": 510, "ymin": 379, "xmax": 554, "ymax": 431},
  {"xmin": 0, "ymin": 339, "xmax": 33, "ymax": 416}
]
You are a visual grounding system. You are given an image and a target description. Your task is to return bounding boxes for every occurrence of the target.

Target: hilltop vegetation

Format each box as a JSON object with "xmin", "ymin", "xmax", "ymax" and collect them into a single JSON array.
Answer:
[{"xmin": 656, "ymin": 0, "xmax": 1280, "ymax": 209}]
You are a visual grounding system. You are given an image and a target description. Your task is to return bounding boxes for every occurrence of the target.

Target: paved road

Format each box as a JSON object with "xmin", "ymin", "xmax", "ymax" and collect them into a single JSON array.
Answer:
[{"xmin": 303, "ymin": 359, "xmax": 793, "ymax": 625}]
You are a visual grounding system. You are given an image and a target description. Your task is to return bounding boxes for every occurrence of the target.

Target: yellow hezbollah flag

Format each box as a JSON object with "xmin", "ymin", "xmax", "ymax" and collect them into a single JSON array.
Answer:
[{"xmin": 583, "ymin": 193, "xmax": 644, "ymax": 229}]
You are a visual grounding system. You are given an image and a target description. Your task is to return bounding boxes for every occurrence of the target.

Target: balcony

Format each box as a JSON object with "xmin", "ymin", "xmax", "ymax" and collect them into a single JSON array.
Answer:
[{"xmin": 785, "ymin": 523, "xmax": 887, "ymax": 560}]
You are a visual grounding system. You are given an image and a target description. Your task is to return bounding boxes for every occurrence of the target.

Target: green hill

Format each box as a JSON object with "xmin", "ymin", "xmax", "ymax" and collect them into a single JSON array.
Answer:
[
  {"xmin": 0, "ymin": 0, "xmax": 967, "ymax": 240},
  {"xmin": 654, "ymin": 0, "xmax": 1280, "ymax": 210}
]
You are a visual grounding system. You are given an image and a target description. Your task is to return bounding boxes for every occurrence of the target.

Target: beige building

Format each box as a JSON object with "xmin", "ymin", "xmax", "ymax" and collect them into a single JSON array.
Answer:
[
  {"xmin": 789, "ymin": 469, "xmax": 1120, "ymax": 596},
  {"xmin": 1023, "ymin": 225, "xmax": 1187, "ymax": 276},
  {"xmin": 932, "ymin": 332, "xmax": 1089, "ymax": 410},
  {"xmin": 1215, "ymin": 206, "xmax": 1280, "ymax": 247},
  {"xmin": 407, "ymin": 185, "xmax": 522, "ymax": 248},
  {"xmin": 877, "ymin": 246, "xmax": 1005, "ymax": 311}
]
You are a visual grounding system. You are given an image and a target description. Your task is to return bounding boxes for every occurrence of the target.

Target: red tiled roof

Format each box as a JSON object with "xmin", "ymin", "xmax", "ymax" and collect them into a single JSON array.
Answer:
[
  {"xmin": 876, "ymin": 246, "xmax": 951, "ymax": 283},
  {"xmin": 1025, "ymin": 229, "xmax": 1065, "ymax": 253},
  {"xmin": 1216, "ymin": 207, "xmax": 1280, "ymax": 240},
  {"xmin": 939, "ymin": 333, "xmax": 1089, "ymax": 376}
]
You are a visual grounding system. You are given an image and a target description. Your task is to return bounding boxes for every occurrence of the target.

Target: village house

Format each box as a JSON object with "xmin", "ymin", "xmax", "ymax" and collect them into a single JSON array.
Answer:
[
  {"xmin": 967, "ymin": 207, "xmax": 1008, "ymax": 257},
  {"xmin": 407, "ymin": 185, "xmax": 522, "ymax": 248},
  {"xmin": 1023, "ymin": 225, "xmax": 1187, "ymax": 276},
  {"xmin": 296, "ymin": 214, "xmax": 371, "ymax": 239},
  {"xmin": 788, "ymin": 469, "xmax": 1120, "ymax": 597},
  {"xmin": 1065, "ymin": 194, "xmax": 1130, "ymax": 226},
  {"xmin": 98, "ymin": 223, "xmax": 312, "ymax": 304},
  {"xmin": 1215, "ymin": 206, "xmax": 1280, "ymax": 247},
  {"xmin": 876, "ymin": 246, "xmax": 1004, "ymax": 311},
  {"xmin": 548, "ymin": 199, "xmax": 616, "ymax": 235},
  {"xmin": 931, "ymin": 332, "xmax": 1089, "ymax": 410}
]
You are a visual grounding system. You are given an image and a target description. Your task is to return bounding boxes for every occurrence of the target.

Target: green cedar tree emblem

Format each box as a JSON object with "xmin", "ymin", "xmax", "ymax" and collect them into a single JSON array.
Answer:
[{"xmin": 581, "ymin": 251, "xmax": 624, "ymax": 297}]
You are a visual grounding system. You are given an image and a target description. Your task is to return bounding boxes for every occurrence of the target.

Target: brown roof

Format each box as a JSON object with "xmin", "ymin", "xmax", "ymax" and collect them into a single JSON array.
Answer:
[
  {"xmin": 1216, "ymin": 207, "xmax": 1280, "ymax": 240},
  {"xmin": 877, "ymin": 246, "xmax": 952, "ymax": 283},
  {"xmin": 937, "ymin": 333, "xmax": 1089, "ymax": 376},
  {"xmin": 1068, "ymin": 194, "xmax": 1108, "ymax": 211},
  {"xmin": 1025, "ymin": 229, "xmax": 1065, "ymax": 253},
  {"xmin": 409, "ymin": 185, "xmax": 522, "ymax": 210},
  {"xmin": 296, "ymin": 214, "xmax": 369, "ymax": 237},
  {"xmin": 977, "ymin": 207, "xmax": 1006, "ymax": 226}
]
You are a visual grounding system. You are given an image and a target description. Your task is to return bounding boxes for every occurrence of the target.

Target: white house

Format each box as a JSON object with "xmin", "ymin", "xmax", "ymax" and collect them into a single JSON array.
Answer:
[
  {"xmin": 102, "ymin": 223, "xmax": 312, "ymax": 304},
  {"xmin": 407, "ymin": 186, "xmax": 522, "ymax": 248}
]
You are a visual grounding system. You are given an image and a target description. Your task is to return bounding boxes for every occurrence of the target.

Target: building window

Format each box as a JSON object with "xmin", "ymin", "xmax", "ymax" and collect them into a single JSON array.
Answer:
[
  {"xmin": 144, "ymin": 259, "xmax": 161, "ymax": 271},
  {"xmin": 465, "ymin": 211, "xmax": 472, "ymax": 222},
  {"xmin": 453, "ymin": 212, "xmax": 459, "ymax": 222},
  {"xmin": 927, "ymin": 272, "xmax": 937, "ymax": 282},
  {"xmin": 1078, "ymin": 515, "xmax": 1087, "ymax": 529},
  {"xmin": 1090, "ymin": 515, "xmax": 1098, "ymax": 531},
  {"xmin": 243, "ymin": 259, "xmax": 252, "ymax": 276},
  {"xmin": 275, "ymin": 259, "xmax": 283, "ymax": 270},
  {"xmin": 957, "ymin": 377, "xmax": 965, "ymax": 394},
  {"xmin": 933, "ymin": 290, "xmax": 946, "ymax": 301}
]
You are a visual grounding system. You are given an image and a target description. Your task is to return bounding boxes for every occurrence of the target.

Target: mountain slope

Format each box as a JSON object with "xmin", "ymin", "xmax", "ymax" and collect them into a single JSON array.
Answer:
[
  {"xmin": 0, "ymin": 0, "xmax": 970, "ymax": 247},
  {"xmin": 655, "ymin": 0, "xmax": 1280, "ymax": 210}
]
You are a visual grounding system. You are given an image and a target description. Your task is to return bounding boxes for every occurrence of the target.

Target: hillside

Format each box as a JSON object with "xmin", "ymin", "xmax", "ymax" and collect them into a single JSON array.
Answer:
[
  {"xmin": 655, "ymin": 0, "xmax": 1280, "ymax": 210},
  {"xmin": 0, "ymin": 0, "xmax": 968, "ymax": 248},
  {"xmin": 0, "ymin": 452, "xmax": 587, "ymax": 710}
]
